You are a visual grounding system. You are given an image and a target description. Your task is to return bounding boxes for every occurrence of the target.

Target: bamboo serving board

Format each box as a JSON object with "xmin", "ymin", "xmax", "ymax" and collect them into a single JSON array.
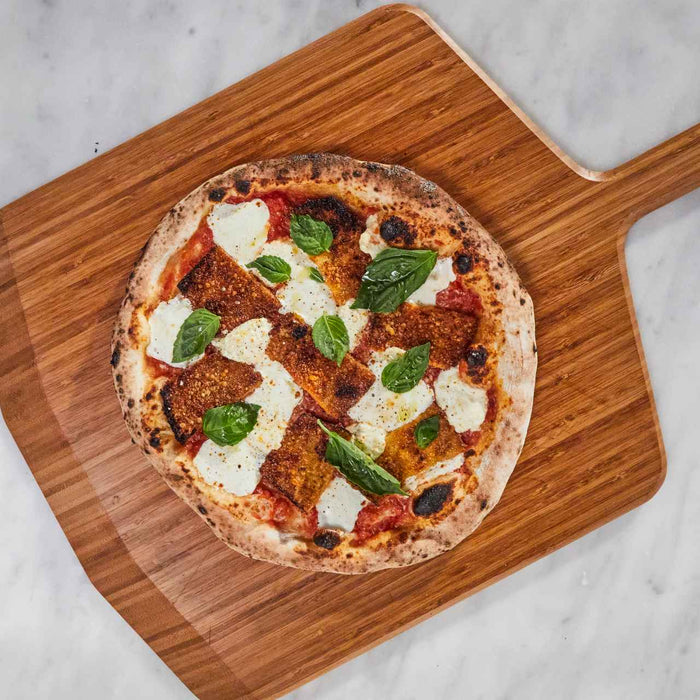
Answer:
[{"xmin": 2, "ymin": 5, "xmax": 699, "ymax": 698}]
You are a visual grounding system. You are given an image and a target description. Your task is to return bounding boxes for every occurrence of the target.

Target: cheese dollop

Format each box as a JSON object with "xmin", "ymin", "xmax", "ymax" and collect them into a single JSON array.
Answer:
[
  {"xmin": 404, "ymin": 453, "xmax": 465, "ymax": 492},
  {"xmin": 434, "ymin": 366, "xmax": 488, "ymax": 433},
  {"xmin": 316, "ymin": 477, "xmax": 368, "ymax": 531},
  {"xmin": 208, "ymin": 199, "xmax": 269, "ymax": 264},
  {"xmin": 146, "ymin": 295, "xmax": 200, "ymax": 367}
]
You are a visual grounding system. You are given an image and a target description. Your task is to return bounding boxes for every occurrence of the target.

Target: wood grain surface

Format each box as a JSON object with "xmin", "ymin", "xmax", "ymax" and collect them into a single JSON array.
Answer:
[{"xmin": 1, "ymin": 5, "xmax": 699, "ymax": 698}]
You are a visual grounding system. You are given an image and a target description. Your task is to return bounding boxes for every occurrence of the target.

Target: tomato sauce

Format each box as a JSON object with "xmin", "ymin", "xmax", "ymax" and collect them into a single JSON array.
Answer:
[
  {"xmin": 158, "ymin": 219, "xmax": 213, "ymax": 301},
  {"xmin": 459, "ymin": 430, "xmax": 481, "ymax": 448},
  {"xmin": 145, "ymin": 356, "xmax": 179, "ymax": 380},
  {"xmin": 253, "ymin": 484, "xmax": 318, "ymax": 539},
  {"xmin": 423, "ymin": 366, "xmax": 440, "ymax": 387},
  {"xmin": 352, "ymin": 495, "xmax": 413, "ymax": 544},
  {"xmin": 224, "ymin": 189, "xmax": 308, "ymax": 242},
  {"xmin": 184, "ymin": 430, "xmax": 207, "ymax": 459},
  {"xmin": 485, "ymin": 386, "xmax": 498, "ymax": 422},
  {"xmin": 436, "ymin": 279, "xmax": 483, "ymax": 315}
]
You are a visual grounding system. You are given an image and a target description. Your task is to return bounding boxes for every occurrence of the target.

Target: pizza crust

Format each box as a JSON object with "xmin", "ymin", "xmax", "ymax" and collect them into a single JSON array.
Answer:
[{"xmin": 111, "ymin": 153, "xmax": 536, "ymax": 573}]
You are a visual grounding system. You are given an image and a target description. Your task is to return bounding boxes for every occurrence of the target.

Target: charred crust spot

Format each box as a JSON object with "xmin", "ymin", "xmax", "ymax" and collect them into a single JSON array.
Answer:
[
  {"xmin": 294, "ymin": 196, "xmax": 361, "ymax": 235},
  {"xmin": 352, "ymin": 169, "xmax": 362, "ymax": 177},
  {"xmin": 466, "ymin": 449, "xmax": 476, "ymax": 457},
  {"xmin": 127, "ymin": 398, "xmax": 135, "ymax": 409},
  {"xmin": 413, "ymin": 482, "xmax": 454, "ymax": 516},
  {"xmin": 234, "ymin": 179, "xmax": 251, "ymax": 195},
  {"xmin": 110, "ymin": 346, "xmax": 121, "ymax": 368},
  {"xmin": 206, "ymin": 518, "xmax": 215, "ymax": 527},
  {"xmin": 313, "ymin": 530, "xmax": 341, "ymax": 550},
  {"xmin": 494, "ymin": 283, "xmax": 501, "ymax": 290},
  {"xmin": 458, "ymin": 220, "xmax": 467, "ymax": 232},
  {"xmin": 145, "ymin": 391, "xmax": 153, "ymax": 401},
  {"xmin": 346, "ymin": 553, "xmax": 353, "ymax": 559},
  {"xmin": 466, "ymin": 345, "xmax": 488, "ymax": 368},
  {"xmin": 208, "ymin": 187, "xmax": 226, "ymax": 202},
  {"xmin": 480, "ymin": 499, "xmax": 488, "ymax": 510},
  {"xmin": 291, "ymin": 325, "xmax": 307, "ymax": 340},
  {"xmin": 455, "ymin": 254, "xmax": 473, "ymax": 274},
  {"xmin": 335, "ymin": 383, "xmax": 358, "ymax": 399},
  {"xmin": 533, "ymin": 343, "xmax": 538, "ymax": 354},
  {"xmin": 198, "ymin": 505, "xmax": 208, "ymax": 515},
  {"xmin": 364, "ymin": 162, "xmax": 380, "ymax": 173},
  {"xmin": 115, "ymin": 374, "xmax": 123, "ymax": 384},
  {"xmin": 398, "ymin": 531, "xmax": 409, "ymax": 543},
  {"xmin": 520, "ymin": 298, "xmax": 526, "ymax": 305},
  {"xmin": 379, "ymin": 216, "xmax": 415, "ymax": 245},
  {"xmin": 498, "ymin": 261, "xmax": 504, "ymax": 268},
  {"xmin": 149, "ymin": 434, "xmax": 161, "ymax": 449}
]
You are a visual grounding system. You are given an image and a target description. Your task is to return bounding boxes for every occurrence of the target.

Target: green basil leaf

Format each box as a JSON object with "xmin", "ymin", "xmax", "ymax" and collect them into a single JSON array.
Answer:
[
  {"xmin": 381, "ymin": 343, "xmax": 430, "ymax": 393},
  {"xmin": 312, "ymin": 314, "xmax": 349, "ymax": 366},
  {"xmin": 352, "ymin": 248, "xmax": 438, "ymax": 313},
  {"xmin": 202, "ymin": 402, "xmax": 261, "ymax": 447},
  {"xmin": 246, "ymin": 255, "xmax": 291, "ymax": 283},
  {"xmin": 172, "ymin": 308, "xmax": 220, "ymax": 362},
  {"xmin": 414, "ymin": 414, "xmax": 440, "ymax": 449},
  {"xmin": 309, "ymin": 266, "xmax": 325, "ymax": 282},
  {"xmin": 318, "ymin": 421, "xmax": 406, "ymax": 496},
  {"xmin": 290, "ymin": 214, "xmax": 333, "ymax": 255}
]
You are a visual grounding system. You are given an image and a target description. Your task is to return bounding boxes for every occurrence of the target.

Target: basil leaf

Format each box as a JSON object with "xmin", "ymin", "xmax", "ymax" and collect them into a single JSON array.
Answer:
[
  {"xmin": 246, "ymin": 255, "xmax": 291, "ymax": 283},
  {"xmin": 309, "ymin": 267, "xmax": 325, "ymax": 282},
  {"xmin": 414, "ymin": 414, "xmax": 440, "ymax": 449},
  {"xmin": 202, "ymin": 402, "xmax": 261, "ymax": 447},
  {"xmin": 381, "ymin": 343, "xmax": 430, "ymax": 393},
  {"xmin": 312, "ymin": 314, "xmax": 349, "ymax": 366},
  {"xmin": 290, "ymin": 214, "xmax": 333, "ymax": 255},
  {"xmin": 352, "ymin": 248, "xmax": 438, "ymax": 313},
  {"xmin": 318, "ymin": 421, "xmax": 406, "ymax": 496},
  {"xmin": 172, "ymin": 308, "xmax": 220, "ymax": 362}
]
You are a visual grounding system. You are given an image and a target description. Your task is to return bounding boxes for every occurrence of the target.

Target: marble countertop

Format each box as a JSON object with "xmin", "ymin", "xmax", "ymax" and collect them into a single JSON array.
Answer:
[{"xmin": 1, "ymin": 1, "xmax": 698, "ymax": 698}]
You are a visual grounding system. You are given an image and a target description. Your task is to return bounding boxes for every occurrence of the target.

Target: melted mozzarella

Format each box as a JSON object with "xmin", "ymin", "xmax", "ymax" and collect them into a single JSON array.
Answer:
[
  {"xmin": 407, "ymin": 256, "xmax": 455, "ymax": 305},
  {"xmin": 348, "ymin": 422, "xmax": 386, "ymax": 459},
  {"xmin": 208, "ymin": 199, "xmax": 269, "ymax": 264},
  {"xmin": 146, "ymin": 295, "xmax": 200, "ymax": 367},
  {"xmin": 194, "ymin": 318, "xmax": 303, "ymax": 496},
  {"xmin": 213, "ymin": 317, "xmax": 272, "ymax": 364},
  {"xmin": 194, "ymin": 439, "xmax": 266, "ymax": 496},
  {"xmin": 404, "ymin": 453, "xmax": 465, "ymax": 492},
  {"xmin": 358, "ymin": 214, "xmax": 386, "ymax": 258},
  {"xmin": 317, "ymin": 477, "xmax": 368, "ymax": 531},
  {"xmin": 434, "ymin": 366, "xmax": 488, "ymax": 433},
  {"xmin": 348, "ymin": 348, "xmax": 434, "ymax": 433},
  {"xmin": 338, "ymin": 300, "xmax": 369, "ymax": 350},
  {"xmin": 255, "ymin": 239, "xmax": 336, "ymax": 325}
]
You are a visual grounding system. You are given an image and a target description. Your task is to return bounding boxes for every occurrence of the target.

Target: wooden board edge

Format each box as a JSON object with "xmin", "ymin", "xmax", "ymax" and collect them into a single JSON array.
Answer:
[{"xmin": 0, "ymin": 214, "xmax": 254, "ymax": 700}]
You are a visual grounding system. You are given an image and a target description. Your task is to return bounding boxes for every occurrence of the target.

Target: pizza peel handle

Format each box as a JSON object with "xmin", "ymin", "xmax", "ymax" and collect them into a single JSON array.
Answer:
[{"xmin": 595, "ymin": 122, "xmax": 700, "ymax": 229}]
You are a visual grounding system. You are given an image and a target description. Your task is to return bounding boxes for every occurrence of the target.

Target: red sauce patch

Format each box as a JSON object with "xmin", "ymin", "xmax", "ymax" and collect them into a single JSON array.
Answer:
[
  {"xmin": 436, "ymin": 279, "xmax": 483, "ymax": 315},
  {"xmin": 159, "ymin": 219, "xmax": 213, "ymax": 301},
  {"xmin": 423, "ymin": 366, "xmax": 440, "ymax": 387},
  {"xmin": 184, "ymin": 430, "xmax": 207, "ymax": 459},
  {"xmin": 459, "ymin": 430, "xmax": 481, "ymax": 448},
  {"xmin": 254, "ymin": 484, "xmax": 318, "ymax": 539},
  {"xmin": 353, "ymin": 495, "xmax": 413, "ymax": 544},
  {"xmin": 145, "ymin": 356, "xmax": 180, "ymax": 380},
  {"xmin": 224, "ymin": 189, "xmax": 307, "ymax": 241},
  {"xmin": 485, "ymin": 386, "xmax": 498, "ymax": 422}
]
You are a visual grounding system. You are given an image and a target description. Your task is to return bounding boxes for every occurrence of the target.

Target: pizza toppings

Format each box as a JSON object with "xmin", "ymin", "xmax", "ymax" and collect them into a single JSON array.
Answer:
[
  {"xmin": 172, "ymin": 308, "xmax": 221, "ymax": 363},
  {"xmin": 289, "ymin": 214, "xmax": 333, "ymax": 255},
  {"xmin": 260, "ymin": 414, "xmax": 334, "ymax": 511},
  {"xmin": 352, "ymin": 495, "xmax": 412, "ymax": 544},
  {"xmin": 403, "ymin": 453, "xmax": 464, "ymax": 491},
  {"xmin": 316, "ymin": 476, "xmax": 368, "ymax": 531},
  {"xmin": 267, "ymin": 315, "xmax": 374, "ymax": 418},
  {"xmin": 347, "ymin": 421, "xmax": 386, "ymax": 459},
  {"xmin": 434, "ymin": 367, "xmax": 488, "ymax": 433},
  {"xmin": 379, "ymin": 407, "xmax": 463, "ymax": 483},
  {"xmin": 348, "ymin": 348, "xmax": 433, "ymax": 434},
  {"xmin": 318, "ymin": 421, "xmax": 406, "ymax": 496},
  {"xmin": 161, "ymin": 351, "xmax": 262, "ymax": 442},
  {"xmin": 312, "ymin": 314, "xmax": 349, "ymax": 366},
  {"xmin": 202, "ymin": 402, "xmax": 260, "ymax": 446},
  {"xmin": 406, "ymin": 256, "xmax": 456, "ymax": 306},
  {"xmin": 246, "ymin": 255, "xmax": 292, "ymax": 283},
  {"xmin": 337, "ymin": 300, "xmax": 369, "ymax": 350},
  {"xmin": 365, "ymin": 304, "xmax": 478, "ymax": 369},
  {"xmin": 380, "ymin": 342, "xmax": 430, "ymax": 393},
  {"xmin": 194, "ymin": 437, "xmax": 267, "ymax": 496},
  {"xmin": 413, "ymin": 414, "xmax": 440, "ymax": 449},
  {"xmin": 379, "ymin": 215, "xmax": 415, "ymax": 245},
  {"xmin": 207, "ymin": 199, "xmax": 269, "ymax": 264},
  {"xmin": 178, "ymin": 246, "xmax": 281, "ymax": 331},
  {"xmin": 353, "ymin": 247, "xmax": 438, "ymax": 313},
  {"xmin": 147, "ymin": 296, "xmax": 201, "ymax": 367}
]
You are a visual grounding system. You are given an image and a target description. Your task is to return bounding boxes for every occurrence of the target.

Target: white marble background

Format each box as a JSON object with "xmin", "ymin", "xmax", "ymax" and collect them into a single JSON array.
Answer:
[{"xmin": 1, "ymin": 1, "xmax": 699, "ymax": 698}]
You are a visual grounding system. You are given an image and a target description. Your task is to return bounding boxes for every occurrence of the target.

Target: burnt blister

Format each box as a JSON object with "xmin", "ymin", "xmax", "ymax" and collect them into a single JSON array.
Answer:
[
  {"xmin": 413, "ymin": 482, "xmax": 454, "ymax": 516},
  {"xmin": 234, "ymin": 179, "xmax": 251, "ymax": 195},
  {"xmin": 294, "ymin": 196, "xmax": 361, "ymax": 235},
  {"xmin": 291, "ymin": 324, "xmax": 308, "ymax": 340},
  {"xmin": 313, "ymin": 530, "xmax": 342, "ymax": 550},
  {"xmin": 208, "ymin": 187, "xmax": 226, "ymax": 202},
  {"xmin": 110, "ymin": 345, "xmax": 121, "ymax": 368},
  {"xmin": 379, "ymin": 216, "xmax": 415, "ymax": 245},
  {"xmin": 455, "ymin": 254, "xmax": 473, "ymax": 274},
  {"xmin": 465, "ymin": 345, "xmax": 488, "ymax": 368}
]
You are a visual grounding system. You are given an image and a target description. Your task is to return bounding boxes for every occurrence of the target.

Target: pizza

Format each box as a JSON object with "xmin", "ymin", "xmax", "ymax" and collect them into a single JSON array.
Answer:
[{"xmin": 111, "ymin": 153, "xmax": 536, "ymax": 573}]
